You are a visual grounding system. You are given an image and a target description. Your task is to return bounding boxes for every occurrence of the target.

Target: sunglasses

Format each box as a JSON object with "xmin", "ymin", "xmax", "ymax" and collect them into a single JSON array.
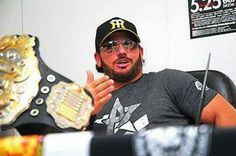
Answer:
[{"xmin": 99, "ymin": 39, "xmax": 138, "ymax": 54}]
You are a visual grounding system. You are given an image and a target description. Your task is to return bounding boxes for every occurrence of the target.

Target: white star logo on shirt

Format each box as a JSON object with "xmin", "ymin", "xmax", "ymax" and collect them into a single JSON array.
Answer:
[{"xmin": 95, "ymin": 98, "xmax": 149, "ymax": 134}]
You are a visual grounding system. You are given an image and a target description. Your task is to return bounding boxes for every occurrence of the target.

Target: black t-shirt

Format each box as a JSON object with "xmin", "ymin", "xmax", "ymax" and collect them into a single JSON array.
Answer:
[{"xmin": 92, "ymin": 69, "xmax": 217, "ymax": 135}]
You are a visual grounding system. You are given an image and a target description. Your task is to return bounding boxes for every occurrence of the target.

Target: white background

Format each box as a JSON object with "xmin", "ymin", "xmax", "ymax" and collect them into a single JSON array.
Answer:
[{"xmin": 1, "ymin": 0, "xmax": 236, "ymax": 85}]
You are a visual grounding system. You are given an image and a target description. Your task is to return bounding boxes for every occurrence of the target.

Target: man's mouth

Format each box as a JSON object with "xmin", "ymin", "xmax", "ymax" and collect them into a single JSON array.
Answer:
[{"xmin": 115, "ymin": 58, "xmax": 132, "ymax": 68}]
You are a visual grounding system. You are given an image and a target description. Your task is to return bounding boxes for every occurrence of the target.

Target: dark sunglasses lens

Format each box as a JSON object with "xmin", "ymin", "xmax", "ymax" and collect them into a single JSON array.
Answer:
[
  {"xmin": 101, "ymin": 41, "xmax": 114, "ymax": 52},
  {"xmin": 107, "ymin": 41, "xmax": 114, "ymax": 49},
  {"xmin": 124, "ymin": 40, "xmax": 136, "ymax": 49}
]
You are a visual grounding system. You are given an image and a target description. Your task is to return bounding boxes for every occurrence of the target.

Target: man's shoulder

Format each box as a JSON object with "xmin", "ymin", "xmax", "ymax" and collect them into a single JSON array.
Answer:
[
  {"xmin": 144, "ymin": 69, "xmax": 195, "ymax": 83},
  {"xmin": 146, "ymin": 69, "xmax": 187, "ymax": 77}
]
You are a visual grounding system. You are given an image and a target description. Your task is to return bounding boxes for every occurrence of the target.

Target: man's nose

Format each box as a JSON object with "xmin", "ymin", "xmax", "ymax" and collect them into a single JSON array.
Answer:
[{"xmin": 116, "ymin": 43, "xmax": 126, "ymax": 54}]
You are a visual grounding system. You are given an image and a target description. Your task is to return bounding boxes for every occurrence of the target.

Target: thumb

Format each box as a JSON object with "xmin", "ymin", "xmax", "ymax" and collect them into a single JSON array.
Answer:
[{"xmin": 86, "ymin": 70, "xmax": 94, "ymax": 84}]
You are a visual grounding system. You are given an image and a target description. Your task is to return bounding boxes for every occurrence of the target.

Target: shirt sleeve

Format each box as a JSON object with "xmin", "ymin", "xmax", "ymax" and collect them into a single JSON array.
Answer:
[{"xmin": 162, "ymin": 69, "xmax": 217, "ymax": 122}]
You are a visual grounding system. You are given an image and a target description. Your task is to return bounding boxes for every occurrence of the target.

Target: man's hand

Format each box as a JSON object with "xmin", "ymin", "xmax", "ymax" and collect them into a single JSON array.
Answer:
[{"xmin": 85, "ymin": 70, "xmax": 114, "ymax": 115}]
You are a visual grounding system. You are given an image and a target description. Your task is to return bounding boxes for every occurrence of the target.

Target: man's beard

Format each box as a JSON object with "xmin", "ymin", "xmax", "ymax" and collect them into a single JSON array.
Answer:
[{"xmin": 101, "ymin": 54, "xmax": 143, "ymax": 83}]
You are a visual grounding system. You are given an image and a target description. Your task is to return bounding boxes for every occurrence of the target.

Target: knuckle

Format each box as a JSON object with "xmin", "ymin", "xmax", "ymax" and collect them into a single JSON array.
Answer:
[{"xmin": 94, "ymin": 95, "xmax": 100, "ymax": 101}]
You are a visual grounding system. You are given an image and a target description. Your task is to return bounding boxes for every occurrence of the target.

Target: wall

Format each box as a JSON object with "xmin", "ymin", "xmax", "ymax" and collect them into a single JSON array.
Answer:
[
  {"xmin": 167, "ymin": 0, "xmax": 236, "ymax": 82},
  {"xmin": 0, "ymin": 0, "xmax": 236, "ymax": 85}
]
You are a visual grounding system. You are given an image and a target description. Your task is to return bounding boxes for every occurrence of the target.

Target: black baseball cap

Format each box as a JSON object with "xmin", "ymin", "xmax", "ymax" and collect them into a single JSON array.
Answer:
[{"xmin": 95, "ymin": 17, "xmax": 141, "ymax": 51}]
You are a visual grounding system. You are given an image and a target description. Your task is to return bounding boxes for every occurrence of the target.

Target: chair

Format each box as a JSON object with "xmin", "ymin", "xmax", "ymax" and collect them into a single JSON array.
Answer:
[{"xmin": 187, "ymin": 70, "xmax": 236, "ymax": 108}]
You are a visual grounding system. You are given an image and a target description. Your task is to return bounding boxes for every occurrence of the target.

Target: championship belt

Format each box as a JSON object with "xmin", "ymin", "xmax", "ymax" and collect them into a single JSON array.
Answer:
[{"xmin": 0, "ymin": 35, "xmax": 93, "ymax": 134}]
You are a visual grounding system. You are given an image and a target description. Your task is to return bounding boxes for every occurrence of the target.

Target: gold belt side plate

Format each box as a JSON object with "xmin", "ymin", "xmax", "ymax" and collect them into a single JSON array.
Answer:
[
  {"xmin": 0, "ymin": 35, "xmax": 41, "ymax": 126},
  {"xmin": 46, "ymin": 82, "xmax": 93, "ymax": 130}
]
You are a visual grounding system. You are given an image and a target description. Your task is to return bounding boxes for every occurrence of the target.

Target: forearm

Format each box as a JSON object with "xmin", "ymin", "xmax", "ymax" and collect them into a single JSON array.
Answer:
[
  {"xmin": 201, "ymin": 94, "xmax": 236, "ymax": 127},
  {"xmin": 214, "ymin": 100, "xmax": 236, "ymax": 127}
]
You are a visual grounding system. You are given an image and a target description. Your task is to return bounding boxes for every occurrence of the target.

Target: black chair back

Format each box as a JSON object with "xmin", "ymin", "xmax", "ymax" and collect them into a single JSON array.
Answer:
[{"xmin": 187, "ymin": 70, "xmax": 236, "ymax": 108}]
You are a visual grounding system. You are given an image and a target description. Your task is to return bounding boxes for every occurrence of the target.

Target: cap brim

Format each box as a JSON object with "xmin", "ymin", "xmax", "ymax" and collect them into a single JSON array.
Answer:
[{"xmin": 98, "ymin": 28, "xmax": 140, "ymax": 47}]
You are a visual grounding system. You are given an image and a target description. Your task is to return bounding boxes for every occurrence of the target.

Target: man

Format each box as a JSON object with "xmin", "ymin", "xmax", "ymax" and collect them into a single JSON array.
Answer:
[{"xmin": 86, "ymin": 17, "xmax": 236, "ymax": 135}]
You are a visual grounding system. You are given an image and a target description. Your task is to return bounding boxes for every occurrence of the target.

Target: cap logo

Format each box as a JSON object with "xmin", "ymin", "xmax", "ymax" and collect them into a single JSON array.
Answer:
[{"xmin": 110, "ymin": 19, "xmax": 126, "ymax": 30}]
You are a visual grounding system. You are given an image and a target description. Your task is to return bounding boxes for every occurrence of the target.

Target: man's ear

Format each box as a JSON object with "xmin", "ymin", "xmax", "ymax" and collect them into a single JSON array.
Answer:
[
  {"xmin": 94, "ymin": 52, "xmax": 101, "ymax": 67},
  {"xmin": 139, "ymin": 46, "xmax": 144, "ymax": 57}
]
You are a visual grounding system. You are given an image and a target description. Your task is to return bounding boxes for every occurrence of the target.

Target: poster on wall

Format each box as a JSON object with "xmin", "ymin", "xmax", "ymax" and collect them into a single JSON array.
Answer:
[{"xmin": 188, "ymin": 0, "xmax": 236, "ymax": 38}]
